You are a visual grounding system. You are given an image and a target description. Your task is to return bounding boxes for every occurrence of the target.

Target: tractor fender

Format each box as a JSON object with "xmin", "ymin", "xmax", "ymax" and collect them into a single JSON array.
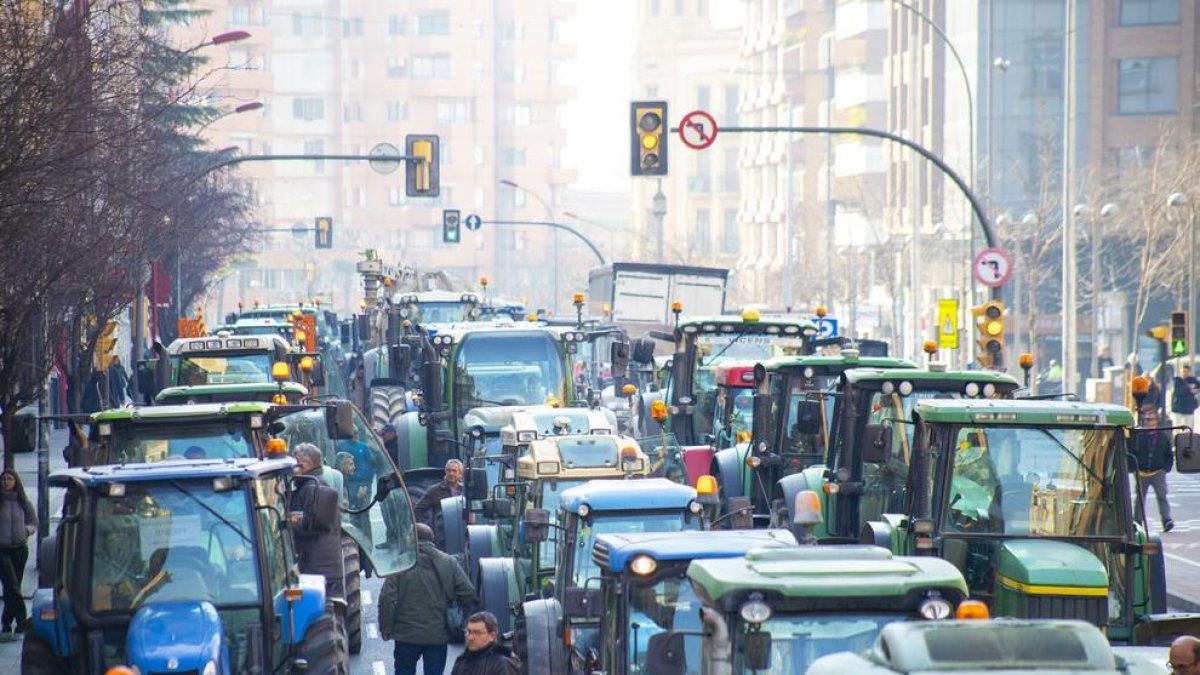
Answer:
[
  {"xmin": 126, "ymin": 600, "xmax": 228, "ymax": 673},
  {"xmin": 440, "ymin": 496, "xmax": 468, "ymax": 556},
  {"xmin": 861, "ymin": 520, "xmax": 893, "ymax": 549},
  {"xmin": 712, "ymin": 447, "xmax": 746, "ymax": 500},
  {"xmin": 275, "ymin": 573, "xmax": 328, "ymax": 645},
  {"xmin": 521, "ymin": 597, "xmax": 566, "ymax": 675},
  {"xmin": 393, "ymin": 412, "xmax": 429, "ymax": 471},
  {"xmin": 28, "ymin": 588, "xmax": 72, "ymax": 658},
  {"xmin": 466, "ymin": 525, "xmax": 501, "ymax": 588},
  {"xmin": 478, "ymin": 557, "xmax": 519, "ymax": 635}
]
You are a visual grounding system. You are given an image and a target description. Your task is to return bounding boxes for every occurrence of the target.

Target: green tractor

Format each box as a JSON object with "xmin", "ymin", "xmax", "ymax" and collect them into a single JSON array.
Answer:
[
  {"xmin": 861, "ymin": 398, "xmax": 1200, "ymax": 643},
  {"xmin": 75, "ymin": 400, "xmax": 417, "ymax": 654}
]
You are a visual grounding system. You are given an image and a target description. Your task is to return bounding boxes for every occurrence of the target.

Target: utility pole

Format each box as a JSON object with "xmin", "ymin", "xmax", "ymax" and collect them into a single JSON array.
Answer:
[
  {"xmin": 652, "ymin": 183, "xmax": 667, "ymax": 262},
  {"xmin": 1061, "ymin": 0, "xmax": 1078, "ymax": 394}
]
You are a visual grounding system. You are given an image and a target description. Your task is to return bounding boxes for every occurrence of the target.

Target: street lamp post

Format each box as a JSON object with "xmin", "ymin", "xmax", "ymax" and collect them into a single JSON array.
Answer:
[
  {"xmin": 500, "ymin": 179, "xmax": 558, "ymax": 313},
  {"xmin": 196, "ymin": 100, "xmax": 263, "ymax": 135},
  {"xmin": 651, "ymin": 186, "xmax": 667, "ymax": 262},
  {"xmin": 1168, "ymin": 193, "xmax": 1195, "ymax": 367},
  {"xmin": 1091, "ymin": 203, "xmax": 1118, "ymax": 377}
]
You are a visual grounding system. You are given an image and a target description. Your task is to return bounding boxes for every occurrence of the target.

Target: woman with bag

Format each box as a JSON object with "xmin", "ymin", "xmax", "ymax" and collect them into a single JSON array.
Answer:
[
  {"xmin": 378, "ymin": 523, "xmax": 475, "ymax": 675},
  {"xmin": 0, "ymin": 470, "xmax": 37, "ymax": 632}
]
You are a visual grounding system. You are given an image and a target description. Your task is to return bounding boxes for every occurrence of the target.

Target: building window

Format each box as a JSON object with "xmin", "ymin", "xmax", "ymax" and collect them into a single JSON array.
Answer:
[
  {"xmin": 724, "ymin": 84, "xmax": 738, "ymax": 125},
  {"xmin": 412, "ymin": 55, "xmax": 452, "ymax": 79},
  {"xmin": 416, "ymin": 11, "xmax": 451, "ymax": 35},
  {"xmin": 342, "ymin": 17, "xmax": 364, "ymax": 37},
  {"xmin": 1118, "ymin": 57, "xmax": 1178, "ymax": 114},
  {"xmin": 1119, "ymin": 0, "xmax": 1178, "ymax": 25},
  {"xmin": 650, "ymin": 0, "xmax": 660, "ymax": 16},
  {"xmin": 695, "ymin": 209, "xmax": 711, "ymax": 253},
  {"xmin": 291, "ymin": 11, "xmax": 324, "ymax": 37},
  {"xmin": 500, "ymin": 63, "xmax": 525, "ymax": 84},
  {"xmin": 722, "ymin": 208, "xmax": 738, "ymax": 253},
  {"xmin": 388, "ymin": 186, "xmax": 405, "ymax": 207},
  {"xmin": 502, "ymin": 148, "xmax": 526, "ymax": 167},
  {"xmin": 440, "ymin": 138, "xmax": 452, "ymax": 166},
  {"xmin": 436, "ymin": 98, "xmax": 472, "ymax": 123},
  {"xmin": 386, "ymin": 101, "xmax": 407, "ymax": 121},
  {"xmin": 387, "ymin": 15, "xmax": 406, "ymax": 35},
  {"xmin": 230, "ymin": 5, "xmax": 250, "ymax": 25},
  {"xmin": 387, "ymin": 57, "xmax": 406, "ymax": 79},
  {"xmin": 696, "ymin": 85, "xmax": 711, "ymax": 110},
  {"xmin": 499, "ymin": 20, "xmax": 525, "ymax": 41},
  {"xmin": 343, "ymin": 102, "xmax": 363, "ymax": 123},
  {"xmin": 303, "ymin": 140, "xmax": 325, "ymax": 173},
  {"xmin": 1028, "ymin": 40, "xmax": 1062, "ymax": 96},
  {"xmin": 292, "ymin": 97, "xmax": 324, "ymax": 121},
  {"xmin": 646, "ymin": 84, "xmax": 659, "ymax": 98},
  {"xmin": 502, "ymin": 103, "xmax": 533, "ymax": 126},
  {"xmin": 474, "ymin": 146, "xmax": 485, "ymax": 165}
]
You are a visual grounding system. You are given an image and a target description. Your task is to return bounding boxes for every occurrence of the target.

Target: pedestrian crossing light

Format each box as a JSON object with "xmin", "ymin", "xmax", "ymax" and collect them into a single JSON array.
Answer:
[
  {"xmin": 405, "ymin": 134, "xmax": 440, "ymax": 197},
  {"xmin": 1171, "ymin": 310, "xmax": 1188, "ymax": 356},
  {"xmin": 314, "ymin": 216, "xmax": 333, "ymax": 249},
  {"xmin": 972, "ymin": 300, "xmax": 1006, "ymax": 369},
  {"xmin": 630, "ymin": 101, "xmax": 668, "ymax": 176},
  {"xmin": 442, "ymin": 209, "xmax": 461, "ymax": 244}
]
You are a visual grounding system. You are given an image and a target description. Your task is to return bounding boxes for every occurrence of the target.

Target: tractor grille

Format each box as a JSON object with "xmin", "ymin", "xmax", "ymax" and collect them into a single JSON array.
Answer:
[
  {"xmin": 1013, "ymin": 593, "xmax": 1107, "ymax": 627},
  {"xmin": 591, "ymin": 541, "xmax": 612, "ymax": 570}
]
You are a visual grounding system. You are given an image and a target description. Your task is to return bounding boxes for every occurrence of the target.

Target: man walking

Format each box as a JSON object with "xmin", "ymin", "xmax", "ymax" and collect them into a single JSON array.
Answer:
[
  {"xmin": 1132, "ymin": 408, "xmax": 1175, "ymax": 533},
  {"xmin": 451, "ymin": 611, "xmax": 521, "ymax": 675},
  {"xmin": 1172, "ymin": 365, "xmax": 1200, "ymax": 428},
  {"xmin": 1170, "ymin": 635, "xmax": 1200, "ymax": 674},
  {"xmin": 379, "ymin": 523, "xmax": 476, "ymax": 675},
  {"xmin": 413, "ymin": 459, "xmax": 465, "ymax": 529}
]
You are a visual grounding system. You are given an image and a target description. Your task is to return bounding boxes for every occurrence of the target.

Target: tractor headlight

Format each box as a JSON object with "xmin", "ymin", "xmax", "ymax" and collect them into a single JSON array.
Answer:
[
  {"xmin": 964, "ymin": 382, "xmax": 980, "ymax": 397},
  {"xmin": 739, "ymin": 597, "xmax": 772, "ymax": 625},
  {"xmin": 982, "ymin": 383, "xmax": 996, "ymax": 398},
  {"xmin": 629, "ymin": 554, "xmax": 657, "ymax": 576},
  {"xmin": 577, "ymin": 504, "xmax": 590, "ymax": 518},
  {"xmin": 918, "ymin": 596, "xmax": 953, "ymax": 620},
  {"xmin": 687, "ymin": 499, "xmax": 703, "ymax": 514}
]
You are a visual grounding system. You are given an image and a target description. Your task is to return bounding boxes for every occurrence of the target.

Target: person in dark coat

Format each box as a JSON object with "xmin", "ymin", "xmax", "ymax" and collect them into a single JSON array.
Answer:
[
  {"xmin": 0, "ymin": 470, "xmax": 37, "ymax": 632},
  {"xmin": 451, "ymin": 611, "xmax": 520, "ymax": 675},
  {"xmin": 1172, "ymin": 365, "xmax": 1200, "ymax": 427},
  {"xmin": 378, "ymin": 523, "xmax": 476, "ymax": 675},
  {"xmin": 288, "ymin": 472, "xmax": 345, "ymax": 598},
  {"xmin": 413, "ymin": 459, "xmax": 464, "ymax": 529},
  {"xmin": 380, "ymin": 423, "xmax": 401, "ymax": 467},
  {"xmin": 1131, "ymin": 408, "xmax": 1174, "ymax": 532}
]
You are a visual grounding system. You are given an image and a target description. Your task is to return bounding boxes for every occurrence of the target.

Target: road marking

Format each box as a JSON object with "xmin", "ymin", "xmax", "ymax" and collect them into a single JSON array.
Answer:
[
  {"xmin": 373, "ymin": 662, "xmax": 387, "ymax": 675},
  {"xmin": 367, "ymin": 622, "xmax": 378, "ymax": 639},
  {"xmin": 1164, "ymin": 552, "xmax": 1200, "ymax": 570},
  {"xmin": 362, "ymin": 589, "xmax": 372, "ymax": 605}
]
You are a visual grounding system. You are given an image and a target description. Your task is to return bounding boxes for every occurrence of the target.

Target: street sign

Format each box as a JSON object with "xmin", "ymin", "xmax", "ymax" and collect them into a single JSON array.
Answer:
[
  {"xmin": 816, "ymin": 317, "xmax": 839, "ymax": 339},
  {"xmin": 368, "ymin": 142, "xmax": 403, "ymax": 175},
  {"xmin": 291, "ymin": 221, "xmax": 308, "ymax": 239},
  {"xmin": 464, "ymin": 214, "xmax": 482, "ymax": 231},
  {"xmin": 937, "ymin": 298, "xmax": 959, "ymax": 349},
  {"xmin": 972, "ymin": 247, "xmax": 1013, "ymax": 288},
  {"xmin": 678, "ymin": 110, "xmax": 718, "ymax": 150}
]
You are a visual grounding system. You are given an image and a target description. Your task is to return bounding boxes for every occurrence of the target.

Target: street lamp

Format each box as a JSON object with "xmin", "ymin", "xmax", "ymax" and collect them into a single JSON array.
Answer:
[
  {"xmin": 196, "ymin": 100, "xmax": 263, "ymax": 135},
  {"xmin": 500, "ymin": 179, "xmax": 559, "ymax": 313},
  {"xmin": 1168, "ymin": 192, "xmax": 1195, "ymax": 366}
]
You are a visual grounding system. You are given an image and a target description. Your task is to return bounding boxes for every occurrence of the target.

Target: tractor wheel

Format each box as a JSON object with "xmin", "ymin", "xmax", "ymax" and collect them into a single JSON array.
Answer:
[
  {"xmin": 21, "ymin": 637, "xmax": 68, "ymax": 675},
  {"xmin": 341, "ymin": 534, "xmax": 363, "ymax": 655},
  {"xmin": 370, "ymin": 385, "xmax": 408, "ymax": 429},
  {"xmin": 296, "ymin": 612, "xmax": 349, "ymax": 675},
  {"xmin": 478, "ymin": 557, "xmax": 518, "ymax": 634}
]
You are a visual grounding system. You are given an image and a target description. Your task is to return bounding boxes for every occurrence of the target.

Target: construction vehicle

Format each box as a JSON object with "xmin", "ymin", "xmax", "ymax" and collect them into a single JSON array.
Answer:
[
  {"xmin": 589, "ymin": 529, "xmax": 799, "ymax": 675},
  {"xmin": 75, "ymin": 399, "xmax": 418, "ymax": 655},
  {"xmin": 860, "ymin": 398, "xmax": 1200, "ymax": 643},
  {"xmin": 643, "ymin": 545, "xmax": 971, "ymax": 674},
  {"xmin": 24, "ymin": 457, "xmax": 348, "ymax": 674}
]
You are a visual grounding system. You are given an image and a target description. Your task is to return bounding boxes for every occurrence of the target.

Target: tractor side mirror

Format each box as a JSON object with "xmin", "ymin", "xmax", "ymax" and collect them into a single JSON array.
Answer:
[
  {"xmin": 860, "ymin": 423, "xmax": 893, "ymax": 464},
  {"xmin": 794, "ymin": 399, "xmax": 823, "ymax": 436},
  {"xmin": 524, "ymin": 508, "xmax": 550, "ymax": 543},
  {"xmin": 327, "ymin": 401, "xmax": 355, "ymax": 440},
  {"xmin": 648, "ymin": 330, "xmax": 674, "ymax": 343},
  {"xmin": 388, "ymin": 343, "xmax": 412, "ymax": 381},
  {"xmin": 356, "ymin": 314, "xmax": 371, "ymax": 341},
  {"xmin": 308, "ymin": 355, "xmax": 327, "ymax": 387},
  {"xmin": 482, "ymin": 497, "xmax": 515, "ymax": 520},
  {"xmin": 645, "ymin": 632, "xmax": 686, "ymax": 675},
  {"xmin": 610, "ymin": 342, "xmax": 630, "ymax": 380},
  {"xmin": 744, "ymin": 631, "xmax": 773, "ymax": 671},
  {"xmin": 1175, "ymin": 431, "xmax": 1200, "ymax": 473},
  {"xmin": 631, "ymin": 338, "xmax": 656, "ymax": 365},
  {"xmin": 339, "ymin": 322, "xmax": 352, "ymax": 347},
  {"xmin": 562, "ymin": 587, "xmax": 603, "ymax": 620},
  {"xmin": 465, "ymin": 467, "xmax": 488, "ymax": 501}
]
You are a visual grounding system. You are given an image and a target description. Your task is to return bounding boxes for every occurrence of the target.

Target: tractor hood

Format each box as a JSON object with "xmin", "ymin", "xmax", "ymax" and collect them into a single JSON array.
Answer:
[
  {"xmin": 126, "ymin": 600, "xmax": 226, "ymax": 673},
  {"xmin": 997, "ymin": 540, "xmax": 1109, "ymax": 591}
]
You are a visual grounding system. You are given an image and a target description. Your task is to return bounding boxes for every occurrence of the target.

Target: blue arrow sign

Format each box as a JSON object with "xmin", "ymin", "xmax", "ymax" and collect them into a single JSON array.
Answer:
[
  {"xmin": 816, "ymin": 318, "xmax": 839, "ymax": 339},
  {"xmin": 464, "ymin": 214, "xmax": 482, "ymax": 231}
]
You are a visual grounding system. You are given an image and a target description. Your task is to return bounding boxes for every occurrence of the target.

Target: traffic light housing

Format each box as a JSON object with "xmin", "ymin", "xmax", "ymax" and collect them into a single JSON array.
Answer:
[
  {"xmin": 96, "ymin": 321, "xmax": 119, "ymax": 371},
  {"xmin": 314, "ymin": 216, "xmax": 333, "ymax": 249},
  {"xmin": 630, "ymin": 101, "xmax": 668, "ymax": 176},
  {"xmin": 972, "ymin": 300, "xmax": 1006, "ymax": 369},
  {"xmin": 442, "ymin": 209, "xmax": 461, "ymax": 244},
  {"xmin": 1171, "ymin": 310, "xmax": 1188, "ymax": 356},
  {"xmin": 405, "ymin": 134, "xmax": 440, "ymax": 197}
]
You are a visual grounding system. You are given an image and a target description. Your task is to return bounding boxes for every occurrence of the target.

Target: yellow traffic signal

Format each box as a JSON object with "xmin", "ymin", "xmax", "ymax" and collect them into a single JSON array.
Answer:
[
  {"xmin": 630, "ymin": 101, "xmax": 668, "ymax": 176},
  {"xmin": 405, "ymin": 134, "xmax": 440, "ymax": 197},
  {"xmin": 96, "ymin": 321, "xmax": 119, "ymax": 370},
  {"xmin": 972, "ymin": 301, "xmax": 1005, "ymax": 369}
]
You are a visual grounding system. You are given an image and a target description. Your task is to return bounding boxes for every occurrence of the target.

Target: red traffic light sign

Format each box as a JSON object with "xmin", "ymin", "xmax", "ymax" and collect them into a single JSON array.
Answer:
[{"xmin": 678, "ymin": 110, "xmax": 718, "ymax": 150}]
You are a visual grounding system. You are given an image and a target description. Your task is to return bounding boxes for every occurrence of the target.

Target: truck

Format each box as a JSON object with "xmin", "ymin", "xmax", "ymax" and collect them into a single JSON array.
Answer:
[
  {"xmin": 862, "ymin": 398, "xmax": 1200, "ymax": 643},
  {"xmin": 589, "ymin": 529, "xmax": 799, "ymax": 675},
  {"xmin": 587, "ymin": 262, "xmax": 728, "ymax": 332},
  {"xmin": 24, "ymin": 457, "xmax": 348, "ymax": 674},
  {"xmin": 645, "ymin": 545, "xmax": 971, "ymax": 674}
]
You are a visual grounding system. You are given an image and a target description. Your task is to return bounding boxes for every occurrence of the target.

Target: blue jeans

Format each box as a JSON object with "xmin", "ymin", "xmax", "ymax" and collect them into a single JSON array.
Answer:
[{"xmin": 393, "ymin": 641, "xmax": 447, "ymax": 675}]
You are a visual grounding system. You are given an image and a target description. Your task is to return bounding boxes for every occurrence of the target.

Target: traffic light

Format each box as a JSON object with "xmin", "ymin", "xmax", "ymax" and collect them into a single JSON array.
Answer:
[
  {"xmin": 314, "ymin": 216, "xmax": 333, "ymax": 249},
  {"xmin": 972, "ymin": 300, "xmax": 1006, "ymax": 369},
  {"xmin": 96, "ymin": 321, "xmax": 119, "ymax": 371},
  {"xmin": 1171, "ymin": 310, "xmax": 1188, "ymax": 356},
  {"xmin": 442, "ymin": 209, "xmax": 461, "ymax": 244},
  {"xmin": 630, "ymin": 101, "xmax": 668, "ymax": 176},
  {"xmin": 405, "ymin": 134, "xmax": 440, "ymax": 197}
]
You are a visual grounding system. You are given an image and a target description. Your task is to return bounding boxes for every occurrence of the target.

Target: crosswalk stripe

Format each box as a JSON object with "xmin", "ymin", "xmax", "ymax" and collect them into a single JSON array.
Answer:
[
  {"xmin": 362, "ymin": 589, "xmax": 373, "ymax": 605},
  {"xmin": 367, "ymin": 622, "xmax": 378, "ymax": 639},
  {"xmin": 373, "ymin": 661, "xmax": 387, "ymax": 675}
]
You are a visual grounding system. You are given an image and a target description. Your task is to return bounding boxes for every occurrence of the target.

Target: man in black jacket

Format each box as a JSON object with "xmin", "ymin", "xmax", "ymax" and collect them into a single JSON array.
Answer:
[
  {"xmin": 451, "ymin": 611, "xmax": 520, "ymax": 675},
  {"xmin": 1132, "ymin": 408, "xmax": 1175, "ymax": 532},
  {"xmin": 413, "ymin": 459, "xmax": 464, "ymax": 530}
]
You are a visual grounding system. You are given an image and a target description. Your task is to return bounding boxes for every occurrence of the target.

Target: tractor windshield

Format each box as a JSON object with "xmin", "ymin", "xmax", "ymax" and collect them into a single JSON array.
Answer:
[
  {"xmin": 107, "ymin": 422, "xmax": 255, "ymax": 463},
  {"xmin": 174, "ymin": 351, "xmax": 275, "ymax": 386},
  {"xmin": 453, "ymin": 332, "xmax": 567, "ymax": 410},
  {"xmin": 690, "ymin": 333, "xmax": 807, "ymax": 441},
  {"xmin": 535, "ymin": 479, "xmax": 588, "ymax": 569},
  {"xmin": 734, "ymin": 613, "xmax": 910, "ymax": 673},
  {"xmin": 942, "ymin": 426, "xmax": 1123, "ymax": 538},
  {"xmin": 571, "ymin": 511, "xmax": 700, "ymax": 588},
  {"xmin": 777, "ymin": 378, "xmax": 837, "ymax": 465},
  {"xmin": 89, "ymin": 480, "xmax": 259, "ymax": 613},
  {"xmin": 416, "ymin": 301, "xmax": 473, "ymax": 323},
  {"xmin": 625, "ymin": 575, "xmax": 704, "ymax": 674}
]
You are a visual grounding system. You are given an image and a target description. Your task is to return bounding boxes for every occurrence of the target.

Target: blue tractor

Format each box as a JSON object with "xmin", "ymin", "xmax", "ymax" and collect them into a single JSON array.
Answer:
[{"xmin": 24, "ymin": 458, "xmax": 349, "ymax": 674}]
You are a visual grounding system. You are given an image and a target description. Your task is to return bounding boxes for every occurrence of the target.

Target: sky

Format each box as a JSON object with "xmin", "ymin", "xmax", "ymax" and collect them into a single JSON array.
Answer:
[{"xmin": 560, "ymin": 0, "xmax": 741, "ymax": 193}]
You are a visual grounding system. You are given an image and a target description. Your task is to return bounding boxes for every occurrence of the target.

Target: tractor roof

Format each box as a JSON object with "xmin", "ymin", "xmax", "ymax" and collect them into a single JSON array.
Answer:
[
  {"xmin": 559, "ymin": 477, "xmax": 696, "ymax": 514},
  {"xmin": 166, "ymin": 333, "xmax": 290, "ymax": 356},
  {"xmin": 592, "ymin": 529, "xmax": 797, "ymax": 573},
  {"xmin": 843, "ymin": 367, "xmax": 1020, "ymax": 389},
  {"xmin": 93, "ymin": 401, "xmax": 274, "ymax": 422},
  {"xmin": 49, "ymin": 456, "xmax": 295, "ymax": 487},
  {"xmin": 154, "ymin": 381, "xmax": 308, "ymax": 404},
  {"xmin": 678, "ymin": 315, "xmax": 818, "ymax": 335},
  {"xmin": 916, "ymin": 398, "xmax": 1135, "ymax": 427},
  {"xmin": 517, "ymin": 434, "xmax": 649, "ymax": 480},
  {"xmin": 394, "ymin": 289, "xmax": 480, "ymax": 303},
  {"xmin": 688, "ymin": 545, "xmax": 967, "ymax": 611},
  {"xmin": 763, "ymin": 353, "xmax": 917, "ymax": 373},
  {"xmin": 495, "ymin": 406, "xmax": 615, "ymax": 440}
]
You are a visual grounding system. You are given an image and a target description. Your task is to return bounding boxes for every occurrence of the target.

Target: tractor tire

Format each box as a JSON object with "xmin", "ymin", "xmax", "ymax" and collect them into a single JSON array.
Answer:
[
  {"xmin": 21, "ymin": 637, "xmax": 68, "ymax": 675},
  {"xmin": 370, "ymin": 385, "xmax": 408, "ymax": 430},
  {"xmin": 341, "ymin": 534, "xmax": 363, "ymax": 655},
  {"xmin": 521, "ymin": 598, "xmax": 566, "ymax": 675},
  {"xmin": 478, "ymin": 557, "xmax": 518, "ymax": 634},
  {"xmin": 296, "ymin": 612, "xmax": 349, "ymax": 675}
]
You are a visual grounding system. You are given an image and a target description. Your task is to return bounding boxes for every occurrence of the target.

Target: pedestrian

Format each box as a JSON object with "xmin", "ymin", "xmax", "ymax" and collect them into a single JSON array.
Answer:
[
  {"xmin": 1131, "ymin": 407, "xmax": 1175, "ymax": 533},
  {"xmin": 379, "ymin": 423, "xmax": 401, "ymax": 468},
  {"xmin": 451, "ymin": 611, "xmax": 521, "ymax": 675},
  {"xmin": 107, "ymin": 356, "xmax": 130, "ymax": 407},
  {"xmin": 1173, "ymin": 365, "xmax": 1200, "ymax": 428},
  {"xmin": 1041, "ymin": 359, "xmax": 1064, "ymax": 395},
  {"xmin": 0, "ymin": 470, "xmax": 37, "ymax": 632},
  {"xmin": 379, "ymin": 523, "xmax": 476, "ymax": 675},
  {"xmin": 1097, "ymin": 345, "xmax": 1114, "ymax": 373},
  {"xmin": 289, "ymin": 455, "xmax": 345, "ymax": 599},
  {"xmin": 413, "ymin": 459, "xmax": 464, "ymax": 530},
  {"xmin": 1169, "ymin": 636, "xmax": 1200, "ymax": 674},
  {"xmin": 294, "ymin": 442, "xmax": 345, "ymax": 500}
]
